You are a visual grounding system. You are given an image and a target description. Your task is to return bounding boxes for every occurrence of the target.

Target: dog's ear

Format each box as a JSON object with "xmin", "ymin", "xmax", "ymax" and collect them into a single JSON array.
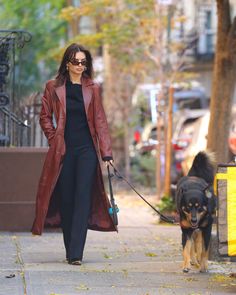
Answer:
[{"xmin": 175, "ymin": 187, "xmax": 185, "ymax": 212}]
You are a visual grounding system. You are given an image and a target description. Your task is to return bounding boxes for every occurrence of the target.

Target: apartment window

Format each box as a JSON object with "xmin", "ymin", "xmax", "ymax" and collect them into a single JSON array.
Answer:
[
  {"xmin": 205, "ymin": 10, "xmax": 212, "ymax": 30},
  {"xmin": 206, "ymin": 34, "xmax": 214, "ymax": 53}
]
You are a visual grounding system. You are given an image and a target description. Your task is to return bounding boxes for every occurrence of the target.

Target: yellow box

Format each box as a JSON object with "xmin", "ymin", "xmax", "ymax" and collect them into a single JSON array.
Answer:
[{"xmin": 216, "ymin": 164, "xmax": 236, "ymax": 256}]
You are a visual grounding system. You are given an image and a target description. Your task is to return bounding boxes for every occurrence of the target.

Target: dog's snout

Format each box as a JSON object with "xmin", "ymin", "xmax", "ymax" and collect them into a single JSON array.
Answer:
[
  {"xmin": 190, "ymin": 209, "xmax": 198, "ymax": 224},
  {"xmin": 191, "ymin": 216, "xmax": 197, "ymax": 223}
]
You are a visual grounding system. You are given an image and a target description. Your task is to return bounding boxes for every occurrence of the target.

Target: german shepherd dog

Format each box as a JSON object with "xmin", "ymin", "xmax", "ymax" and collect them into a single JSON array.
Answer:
[{"xmin": 176, "ymin": 152, "xmax": 216, "ymax": 273}]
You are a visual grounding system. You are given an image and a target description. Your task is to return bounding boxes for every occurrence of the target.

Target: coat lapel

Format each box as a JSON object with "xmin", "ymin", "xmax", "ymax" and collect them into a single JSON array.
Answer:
[
  {"xmin": 82, "ymin": 77, "xmax": 94, "ymax": 117},
  {"xmin": 55, "ymin": 82, "xmax": 66, "ymax": 115}
]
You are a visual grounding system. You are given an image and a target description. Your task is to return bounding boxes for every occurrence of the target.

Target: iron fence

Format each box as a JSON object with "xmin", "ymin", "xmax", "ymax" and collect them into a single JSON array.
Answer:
[{"xmin": 0, "ymin": 29, "xmax": 32, "ymax": 146}]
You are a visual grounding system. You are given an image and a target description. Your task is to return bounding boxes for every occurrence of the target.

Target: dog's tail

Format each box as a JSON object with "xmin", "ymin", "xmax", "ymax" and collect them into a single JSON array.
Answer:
[{"xmin": 187, "ymin": 151, "xmax": 215, "ymax": 184}]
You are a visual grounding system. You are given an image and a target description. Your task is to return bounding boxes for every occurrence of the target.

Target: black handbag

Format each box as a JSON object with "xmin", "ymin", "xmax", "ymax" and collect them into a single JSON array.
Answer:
[{"xmin": 107, "ymin": 164, "xmax": 119, "ymax": 226}]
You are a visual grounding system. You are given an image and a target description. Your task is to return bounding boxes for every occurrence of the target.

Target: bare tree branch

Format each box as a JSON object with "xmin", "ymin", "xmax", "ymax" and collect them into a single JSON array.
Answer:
[{"xmin": 144, "ymin": 48, "xmax": 161, "ymax": 68}]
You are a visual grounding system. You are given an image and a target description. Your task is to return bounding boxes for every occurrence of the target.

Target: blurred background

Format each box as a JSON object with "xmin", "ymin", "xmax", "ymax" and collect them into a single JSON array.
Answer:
[{"xmin": 1, "ymin": 0, "xmax": 236, "ymax": 214}]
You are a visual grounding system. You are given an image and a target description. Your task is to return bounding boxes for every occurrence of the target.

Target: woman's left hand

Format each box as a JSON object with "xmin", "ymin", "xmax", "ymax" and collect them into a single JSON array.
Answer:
[{"xmin": 104, "ymin": 159, "xmax": 114, "ymax": 167}]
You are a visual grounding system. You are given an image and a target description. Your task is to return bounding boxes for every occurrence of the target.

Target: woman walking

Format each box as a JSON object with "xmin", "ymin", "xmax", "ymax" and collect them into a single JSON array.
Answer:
[{"xmin": 31, "ymin": 43, "xmax": 116, "ymax": 265}]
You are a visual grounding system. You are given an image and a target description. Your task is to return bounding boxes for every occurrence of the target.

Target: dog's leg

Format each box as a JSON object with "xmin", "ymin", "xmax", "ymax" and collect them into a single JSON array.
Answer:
[
  {"xmin": 190, "ymin": 242, "xmax": 197, "ymax": 265},
  {"xmin": 200, "ymin": 224, "xmax": 212, "ymax": 273},
  {"xmin": 195, "ymin": 230, "xmax": 203, "ymax": 266},
  {"xmin": 200, "ymin": 246, "xmax": 209, "ymax": 273},
  {"xmin": 183, "ymin": 238, "xmax": 192, "ymax": 272},
  {"xmin": 190, "ymin": 231, "xmax": 199, "ymax": 267}
]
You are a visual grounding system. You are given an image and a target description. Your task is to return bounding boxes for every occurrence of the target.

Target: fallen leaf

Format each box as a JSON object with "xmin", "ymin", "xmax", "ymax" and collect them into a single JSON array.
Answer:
[
  {"xmin": 145, "ymin": 252, "xmax": 157, "ymax": 257},
  {"xmin": 210, "ymin": 274, "xmax": 232, "ymax": 283},
  {"xmin": 103, "ymin": 253, "xmax": 113, "ymax": 259},
  {"xmin": 75, "ymin": 284, "xmax": 90, "ymax": 291},
  {"xmin": 100, "ymin": 269, "xmax": 114, "ymax": 273},
  {"xmin": 184, "ymin": 277, "xmax": 198, "ymax": 282},
  {"xmin": 160, "ymin": 284, "xmax": 180, "ymax": 289},
  {"xmin": 122, "ymin": 269, "xmax": 128, "ymax": 277}
]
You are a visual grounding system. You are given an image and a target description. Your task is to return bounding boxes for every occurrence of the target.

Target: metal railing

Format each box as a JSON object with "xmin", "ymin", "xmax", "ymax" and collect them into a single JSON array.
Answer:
[
  {"xmin": 0, "ymin": 106, "xmax": 30, "ymax": 146},
  {"xmin": 0, "ymin": 30, "xmax": 32, "ymax": 146}
]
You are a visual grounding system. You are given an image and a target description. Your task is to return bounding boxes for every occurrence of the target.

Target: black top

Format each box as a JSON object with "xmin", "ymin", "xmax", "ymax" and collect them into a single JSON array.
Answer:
[{"xmin": 64, "ymin": 80, "xmax": 94, "ymax": 148}]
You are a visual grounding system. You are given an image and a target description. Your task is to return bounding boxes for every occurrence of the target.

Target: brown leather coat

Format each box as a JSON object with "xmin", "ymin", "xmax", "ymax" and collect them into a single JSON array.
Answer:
[{"xmin": 31, "ymin": 77, "xmax": 117, "ymax": 235}]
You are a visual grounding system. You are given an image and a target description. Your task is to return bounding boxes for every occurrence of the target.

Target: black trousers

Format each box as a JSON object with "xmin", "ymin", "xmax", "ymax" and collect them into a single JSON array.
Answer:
[{"xmin": 57, "ymin": 145, "xmax": 98, "ymax": 260}]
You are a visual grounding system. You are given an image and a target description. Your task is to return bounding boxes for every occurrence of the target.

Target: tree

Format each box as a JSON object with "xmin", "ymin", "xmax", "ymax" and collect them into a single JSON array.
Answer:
[
  {"xmin": 207, "ymin": 0, "xmax": 236, "ymax": 162},
  {"xmin": 0, "ymin": 0, "xmax": 66, "ymax": 98},
  {"xmin": 59, "ymin": 0, "xmax": 159, "ymax": 179},
  {"xmin": 59, "ymin": 0, "xmax": 192, "ymax": 197}
]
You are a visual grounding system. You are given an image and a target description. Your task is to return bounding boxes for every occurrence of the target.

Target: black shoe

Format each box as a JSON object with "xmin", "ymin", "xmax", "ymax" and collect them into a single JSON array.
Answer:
[{"xmin": 68, "ymin": 258, "xmax": 82, "ymax": 265}]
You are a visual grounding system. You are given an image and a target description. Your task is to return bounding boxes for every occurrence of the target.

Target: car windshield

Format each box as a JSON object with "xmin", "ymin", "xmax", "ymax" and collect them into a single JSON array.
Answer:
[{"xmin": 175, "ymin": 98, "xmax": 203, "ymax": 110}]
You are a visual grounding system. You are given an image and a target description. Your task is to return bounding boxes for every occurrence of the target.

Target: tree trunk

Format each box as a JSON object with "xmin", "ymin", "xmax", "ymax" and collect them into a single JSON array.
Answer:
[
  {"xmin": 156, "ymin": 95, "xmax": 163, "ymax": 201},
  {"xmin": 66, "ymin": 0, "xmax": 79, "ymax": 38},
  {"xmin": 207, "ymin": 0, "xmax": 236, "ymax": 162},
  {"xmin": 164, "ymin": 86, "xmax": 174, "ymax": 196},
  {"xmin": 102, "ymin": 43, "xmax": 112, "ymax": 113},
  {"xmin": 124, "ymin": 110, "xmax": 130, "ymax": 180}
]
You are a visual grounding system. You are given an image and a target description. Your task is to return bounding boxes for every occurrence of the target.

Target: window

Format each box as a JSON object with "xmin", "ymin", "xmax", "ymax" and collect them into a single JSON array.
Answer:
[{"xmin": 205, "ymin": 10, "xmax": 212, "ymax": 30}]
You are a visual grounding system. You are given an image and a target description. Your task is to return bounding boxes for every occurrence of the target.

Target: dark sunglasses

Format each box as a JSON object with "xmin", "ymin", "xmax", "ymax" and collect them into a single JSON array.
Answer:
[{"xmin": 69, "ymin": 58, "xmax": 87, "ymax": 66}]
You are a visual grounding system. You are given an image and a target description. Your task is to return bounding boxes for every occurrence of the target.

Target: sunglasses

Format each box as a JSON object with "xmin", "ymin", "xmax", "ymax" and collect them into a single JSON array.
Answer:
[{"xmin": 69, "ymin": 58, "xmax": 87, "ymax": 66}]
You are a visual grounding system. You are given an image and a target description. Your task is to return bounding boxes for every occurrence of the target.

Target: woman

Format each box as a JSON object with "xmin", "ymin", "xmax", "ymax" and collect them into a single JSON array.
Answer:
[{"xmin": 31, "ymin": 43, "xmax": 117, "ymax": 265}]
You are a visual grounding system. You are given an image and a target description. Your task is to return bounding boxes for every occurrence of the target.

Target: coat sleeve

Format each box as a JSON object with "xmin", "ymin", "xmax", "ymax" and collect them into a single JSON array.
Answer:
[
  {"xmin": 93, "ymin": 84, "xmax": 113, "ymax": 159},
  {"xmin": 39, "ymin": 82, "xmax": 56, "ymax": 146}
]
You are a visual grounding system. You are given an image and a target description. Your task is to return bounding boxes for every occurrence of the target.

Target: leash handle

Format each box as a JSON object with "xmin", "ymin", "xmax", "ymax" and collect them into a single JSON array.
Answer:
[
  {"xmin": 107, "ymin": 164, "xmax": 119, "ymax": 225},
  {"xmin": 107, "ymin": 165, "xmax": 114, "ymax": 201}
]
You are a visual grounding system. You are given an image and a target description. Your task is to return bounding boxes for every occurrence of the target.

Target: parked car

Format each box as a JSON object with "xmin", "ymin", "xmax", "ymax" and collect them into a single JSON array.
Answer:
[
  {"xmin": 172, "ymin": 109, "xmax": 209, "ymax": 178},
  {"xmin": 136, "ymin": 122, "xmax": 161, "ymax": 156},
  {"xmin": 181, "ymin": 107, "xmax": 236, "ymax": 174},
  {"xmin": 228, "ymin": 107, "xmax": 236, "ymax": 157},
  {"xmin": 180, "ymin": 111, "xmax": 210, "ymax": 175},
  {"xmin": 130, "ymin": 109, "xmax": 208, "ymax": 183},
  {"xmin": 173, "ymin": 88, "xmax": 209, "ymax": 111}
]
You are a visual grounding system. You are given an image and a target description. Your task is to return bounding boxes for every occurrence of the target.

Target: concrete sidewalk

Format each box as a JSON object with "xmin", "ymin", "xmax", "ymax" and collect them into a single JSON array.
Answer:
[{"xmin": 1, "ymin": 193, "xmax": 236, "ymax": 295}]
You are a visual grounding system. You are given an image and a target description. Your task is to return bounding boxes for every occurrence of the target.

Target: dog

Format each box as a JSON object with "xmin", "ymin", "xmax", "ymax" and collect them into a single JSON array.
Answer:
[{"xmin": 175, "ymin": 151, "xmax": 216, "ymax": 273}]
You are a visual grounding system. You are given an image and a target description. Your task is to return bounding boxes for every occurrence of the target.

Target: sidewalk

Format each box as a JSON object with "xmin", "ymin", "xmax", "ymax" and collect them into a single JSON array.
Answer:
[{"xmin": 0, "ymin": 192, "xmax": 236, "ymax": 295}]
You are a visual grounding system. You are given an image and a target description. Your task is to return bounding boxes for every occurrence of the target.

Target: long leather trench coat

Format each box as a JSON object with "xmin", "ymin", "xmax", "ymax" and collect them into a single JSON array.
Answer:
[{"xmin": 31, "ymin": 77, "xmax": 117, "ymax": 235}]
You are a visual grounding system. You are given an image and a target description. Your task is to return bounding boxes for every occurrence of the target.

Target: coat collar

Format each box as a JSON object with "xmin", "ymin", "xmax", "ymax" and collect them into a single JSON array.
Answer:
[{"xmin": 55, "ymin": 76, "xmax": 94, "ymax": 116}]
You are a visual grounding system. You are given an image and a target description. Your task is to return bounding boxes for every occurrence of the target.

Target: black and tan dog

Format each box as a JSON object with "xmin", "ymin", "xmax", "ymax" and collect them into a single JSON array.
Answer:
[{"xmin": 176, "ymin": 151, "xmax": 216, "ymax": 273}]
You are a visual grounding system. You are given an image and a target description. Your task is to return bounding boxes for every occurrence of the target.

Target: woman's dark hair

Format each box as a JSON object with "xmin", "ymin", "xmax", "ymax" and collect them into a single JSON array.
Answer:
[{"xmin": 55, "ymin": 43, "xmax": 93, "ymax": 85}]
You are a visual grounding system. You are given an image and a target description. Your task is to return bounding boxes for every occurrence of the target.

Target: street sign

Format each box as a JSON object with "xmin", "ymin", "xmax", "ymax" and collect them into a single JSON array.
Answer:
[{"xmin": 157, "ymin": 0, "xmax": 173, "ymax": 5}]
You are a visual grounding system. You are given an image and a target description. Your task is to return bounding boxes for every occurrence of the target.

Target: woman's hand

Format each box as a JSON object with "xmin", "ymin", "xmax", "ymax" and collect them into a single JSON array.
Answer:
[
  {"xmin": 104, "ymin": 159, "xmax": 114, "ymax": 167},
  {"xmin": 102, "ymin": 156, "xmax": 113, "ymax": 167}
]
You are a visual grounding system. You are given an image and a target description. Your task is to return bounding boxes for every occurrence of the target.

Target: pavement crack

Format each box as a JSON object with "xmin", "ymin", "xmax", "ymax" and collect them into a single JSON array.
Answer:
[{"xmin": 12, "ymin": 235, "xmax": 27, "ymax": 295}]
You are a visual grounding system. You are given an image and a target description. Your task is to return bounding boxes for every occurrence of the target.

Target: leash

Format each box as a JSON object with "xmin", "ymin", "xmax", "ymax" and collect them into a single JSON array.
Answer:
[{"xmin": 109, "ymin": 162, "xmax": 178, "ymax": 225}]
